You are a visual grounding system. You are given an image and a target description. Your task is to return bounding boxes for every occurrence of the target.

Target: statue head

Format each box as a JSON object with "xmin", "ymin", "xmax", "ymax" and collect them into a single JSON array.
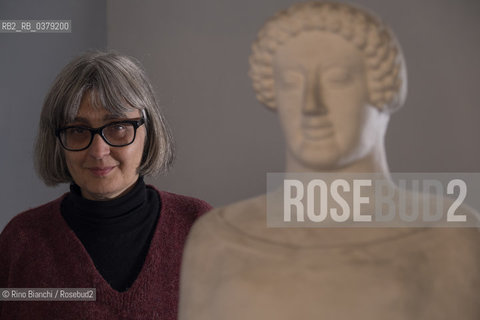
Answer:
[{"xmin": 248, "ymin": 2, "xmax": 407, "ymax": 170}]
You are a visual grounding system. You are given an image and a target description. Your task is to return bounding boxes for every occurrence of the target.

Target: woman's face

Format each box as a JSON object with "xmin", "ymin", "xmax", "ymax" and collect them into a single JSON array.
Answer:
[{"xmin": 63, "ymin": 94, "xmax": 146, "ymax": 200}]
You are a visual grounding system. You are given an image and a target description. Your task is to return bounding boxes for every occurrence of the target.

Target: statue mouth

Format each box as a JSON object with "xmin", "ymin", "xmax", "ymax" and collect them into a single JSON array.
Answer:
[
  {"xmin": 303, "ymin": 127, "xmax": 334, "ymax": 140},
  {"xmin": 301, "ymin": 115, "xmax": 332, "ymax": 128},
  {"xmin": 302, "ymin": 117, "xmax": 334, "ymax": 140}
]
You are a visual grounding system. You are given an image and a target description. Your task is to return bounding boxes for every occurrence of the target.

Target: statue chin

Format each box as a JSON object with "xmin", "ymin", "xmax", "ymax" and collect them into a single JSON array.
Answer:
[
  {"xmin": 287, "ymin": 136, "xmax": 374, "ymax": 172},
  {"xmin": 289, "ymin": 145, "xmax": 342, "ymax": 171}
]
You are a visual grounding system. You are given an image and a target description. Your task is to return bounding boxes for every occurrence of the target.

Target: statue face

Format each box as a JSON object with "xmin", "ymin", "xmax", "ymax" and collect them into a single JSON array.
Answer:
[{"xmin": 273, "ymin": 30, "xmax": 388, "ymax": 170}]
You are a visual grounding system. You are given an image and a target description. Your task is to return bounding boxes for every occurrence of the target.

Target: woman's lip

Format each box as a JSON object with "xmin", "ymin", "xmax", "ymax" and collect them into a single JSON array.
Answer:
[{"xmin": 88, "ymin": 166, "xmax": 115, "ymax": 176}]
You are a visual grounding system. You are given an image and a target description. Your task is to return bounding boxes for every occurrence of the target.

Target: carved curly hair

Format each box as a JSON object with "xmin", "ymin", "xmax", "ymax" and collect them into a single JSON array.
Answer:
[{"xmin": 249, "ymin": 1, "xmax": 407, "ymax": 113}]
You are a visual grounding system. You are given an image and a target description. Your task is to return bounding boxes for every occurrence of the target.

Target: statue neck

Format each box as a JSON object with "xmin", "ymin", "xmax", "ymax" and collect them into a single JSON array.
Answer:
[{"xmin": 285, "ymin": 140, "xmax": 392, "ymax": 182}]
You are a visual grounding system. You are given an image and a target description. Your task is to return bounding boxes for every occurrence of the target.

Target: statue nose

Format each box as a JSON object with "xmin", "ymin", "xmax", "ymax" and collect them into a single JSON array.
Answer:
[{"xmin": 303, "ymin": 70, "xmax": 327, "ymax": 115}]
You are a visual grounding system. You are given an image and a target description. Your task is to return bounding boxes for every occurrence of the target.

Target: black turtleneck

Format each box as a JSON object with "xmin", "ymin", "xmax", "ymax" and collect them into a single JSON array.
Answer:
[{"xmin": 60, "ymin": 177, "xmax": 160, "ymax": 292}]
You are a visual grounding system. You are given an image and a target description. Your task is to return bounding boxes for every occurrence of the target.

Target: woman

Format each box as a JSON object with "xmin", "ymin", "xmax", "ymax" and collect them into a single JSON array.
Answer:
[{"xmin": 0, "ymin": 51, "xmax": 212, "ymax": 319}]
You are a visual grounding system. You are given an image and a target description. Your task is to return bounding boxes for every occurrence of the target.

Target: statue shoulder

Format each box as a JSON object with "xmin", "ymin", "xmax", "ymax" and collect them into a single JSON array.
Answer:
[{"xmin": 185, "ymin": 194, "xmax": 267, "ymax": 249}]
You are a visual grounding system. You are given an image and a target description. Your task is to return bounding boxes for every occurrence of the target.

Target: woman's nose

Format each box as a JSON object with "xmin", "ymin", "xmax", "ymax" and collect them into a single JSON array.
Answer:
[
  {"xmin": 303, "ymin": 70, "xmax": 327, "ymax": 116},
  {"xmin": 88, "ymin": 134, "xmax": 110, "ymax": 159}
]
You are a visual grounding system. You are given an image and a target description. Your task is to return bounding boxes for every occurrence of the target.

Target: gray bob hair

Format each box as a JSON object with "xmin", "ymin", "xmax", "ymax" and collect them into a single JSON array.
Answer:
[{"xmin": 35, "ymin": 50, "xmax": 175, "ymax": 186}]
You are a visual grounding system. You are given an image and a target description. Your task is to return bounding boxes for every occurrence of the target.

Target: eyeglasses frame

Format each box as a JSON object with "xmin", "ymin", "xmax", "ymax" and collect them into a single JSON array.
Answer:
[{"xmin": 55, "ymin": 118, "xmax": 145, "ymax": 151}]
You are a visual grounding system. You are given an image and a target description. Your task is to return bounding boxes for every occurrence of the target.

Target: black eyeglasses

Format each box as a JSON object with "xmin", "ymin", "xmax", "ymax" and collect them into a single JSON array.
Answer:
[{"xmin": 55, "ymin": 118, "xmax": 145, "ymax": 151}]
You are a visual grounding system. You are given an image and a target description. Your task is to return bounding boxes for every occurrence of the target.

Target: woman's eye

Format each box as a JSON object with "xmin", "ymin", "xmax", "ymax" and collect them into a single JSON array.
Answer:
[
  {"xmin": 111, "ymin": 124, "xmax": 126, "ymax": 131},
  {"xmin": 71, "ymin": 127, "xmax": 87, "ymax": 134}
]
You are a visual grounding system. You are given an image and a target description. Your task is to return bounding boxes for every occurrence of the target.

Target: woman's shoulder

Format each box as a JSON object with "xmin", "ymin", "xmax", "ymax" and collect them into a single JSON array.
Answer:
[{"xmin": 147, "ymin": 185, "xmax": 213, "ymax": 217}]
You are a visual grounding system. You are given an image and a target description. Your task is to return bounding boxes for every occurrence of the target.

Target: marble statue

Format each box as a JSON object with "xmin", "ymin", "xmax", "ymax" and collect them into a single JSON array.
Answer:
[{"xmin": 179, "ymin": 2, "xmax": 480, "ymax": 319}]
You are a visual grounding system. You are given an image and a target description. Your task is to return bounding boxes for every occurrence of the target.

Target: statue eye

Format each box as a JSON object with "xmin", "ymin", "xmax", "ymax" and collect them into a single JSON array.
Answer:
[
  {"xmin": 280, "ymin": 71, "xmax": 304, "ymax": 89},
  {"xmin": 323, "ymin": 67, "xmax": 352, "ymax": 86}
]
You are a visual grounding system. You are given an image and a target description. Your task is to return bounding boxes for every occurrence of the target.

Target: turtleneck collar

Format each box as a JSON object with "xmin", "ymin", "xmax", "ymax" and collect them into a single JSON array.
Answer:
[
  {"xmin": 62, "ymin": 177, "xmax": 155, "ymax": 234},
  {"xmin": 69, "ymin": 177, "xmax": 146, "ymax": 218}
]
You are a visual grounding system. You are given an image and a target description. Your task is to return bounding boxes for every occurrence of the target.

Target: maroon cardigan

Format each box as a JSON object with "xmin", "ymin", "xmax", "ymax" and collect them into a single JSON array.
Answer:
[{"xmin": 0, "ymin": 189, "xmax": 212, "ymax": 320}]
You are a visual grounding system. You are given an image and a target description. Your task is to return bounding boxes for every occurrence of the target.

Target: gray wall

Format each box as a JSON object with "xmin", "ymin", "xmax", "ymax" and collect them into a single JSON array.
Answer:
[
  {"xmin": 1, "ymin": 0, "xmax": 479, "ymax": 231},
  {"xmin": 107, "ymin": 0, "xmax": 480, "ymax": 207},
  {"xmin": 0, "ymin": 0, "xmax": 106, "ymax": 230}
]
